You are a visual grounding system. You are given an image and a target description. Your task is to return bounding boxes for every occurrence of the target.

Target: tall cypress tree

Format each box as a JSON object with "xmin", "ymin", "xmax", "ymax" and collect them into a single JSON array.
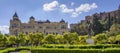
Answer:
[{"xmin": 107, "ymin": 13, "xmax": 111, "ymax": 31}]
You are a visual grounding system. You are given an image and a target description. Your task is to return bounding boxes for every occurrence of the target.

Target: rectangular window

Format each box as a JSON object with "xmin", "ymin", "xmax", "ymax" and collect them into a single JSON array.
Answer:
[
  {"xmin": 28, "ymin": 26, "xmax": 31, "ymax": 28},
  {"xmin": 22, "ymin": 26, "xmax": 26, "ymax": 28},
  {"xmin": 61, "ymin": 25, "xmax": 66, "ymax": 29}
]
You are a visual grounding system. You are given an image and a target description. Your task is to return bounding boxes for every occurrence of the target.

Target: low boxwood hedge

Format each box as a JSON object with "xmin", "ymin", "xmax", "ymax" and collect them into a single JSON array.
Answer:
[
  {"xmin": 42, "ymin": 44, "xmax": 120, "ymax": 49},
  {"xmin": 15, "ymin": 48, "xmax": 30, "ymax": 51},
  {"xmin": 31, "ymin": 49, "xmax": 101, "ymax": 53},
  {"xmin": 31, "ymin": 48, "xmax": 120, "ymax": 53}
]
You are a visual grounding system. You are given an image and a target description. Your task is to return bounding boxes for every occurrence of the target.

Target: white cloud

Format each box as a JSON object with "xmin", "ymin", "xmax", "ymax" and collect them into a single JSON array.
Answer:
[
  {"xmin": 71, "ymin": 2, "xmax": 75, "ymax": 6},
  {"xmin": 43, "ymin": 1, "xmax": 98, "ymax": 18},
  {"xmin": 60, "ymin": 4, "xmax": 74, "ymax": 13},
  {"xmin": 71, "ymin": 12, "xmax": 79, "ymax": 17},
  {"xmin": 72, "ymin": 3, "xmax": 97, "ymax": 17},
  {"xmin": 0, "ymin": 26, "xmax": 9, "ymax": 34},
  {"xmin": 43, "ymin": 1, "xmax": 59, "ymax": 11},
  {"xmin": 91, "ymin": 3, "xmax": 98, "ymax": 9},
  {"xmin": 75, "ymin": 3, "xmax": 98, "ymax": 13}
]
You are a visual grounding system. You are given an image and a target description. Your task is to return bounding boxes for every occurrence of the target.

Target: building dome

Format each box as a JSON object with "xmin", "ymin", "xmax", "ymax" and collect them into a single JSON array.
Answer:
[
  {"xmin": 60, "ymin": 19, "xmax": 65, "ymax": 23},
  {"xmin": 30, "ymin": 16, "xmax": 35, "ymax": 19},
  {"xmin": 13, "ymin": 12, "xmax": 20, "ymax": 21},
  {"xmin": 13, "ymin": 12, "xmax": 18, "ymax": 17},
  {"xmin": 46, "ymin": 20, "xmax": 50, "ymax": 23}
]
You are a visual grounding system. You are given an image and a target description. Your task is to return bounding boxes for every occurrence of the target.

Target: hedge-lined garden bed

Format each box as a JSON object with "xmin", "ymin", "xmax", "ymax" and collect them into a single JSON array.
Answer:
[
  {"xmin": 0, "ymin": 48, "xmax": 16, "ymax": 53},
  {"xmin": 0, "ymin": 47, "xmax": 30, "ymax": 53},
  {"xmin": 42, "ymin": 44, "xmax": 120, "ymax": 49},
  {"xmin": 31, "ymin": 48, "xmax": 120, "ymax": 53},
  {"xmin": 1, "ymin": 44, "xmax": 120, "ymax": 53},
  {"xmin": 30, "ymin": 44, "xmax": 120, "ymax": 53}
]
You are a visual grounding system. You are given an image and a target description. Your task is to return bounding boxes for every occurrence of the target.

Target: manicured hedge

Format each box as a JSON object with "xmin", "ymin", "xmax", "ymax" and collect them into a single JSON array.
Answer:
[
  {"xmin": 0, "ymin": 47, "xmax": 30, "ymax": 53},
  {"xmin": 31, "ymin": 49, "xmax": 101, "ymax": 53},
  {"xmin": 15, "ymin": 47, "xmax": 30, "ymax": 51},
  {"xmin": 0, "ymin": 48, "xmax": 16, "ymax": 53},
  {"xmin": 31, "ymin": 48, "xmax": 120, "ymax": 53},
  {"xmin": 1, "ymin": 44, "xmax": 120, "ymax": 53},
  {"xmin": 42, "ymin": 44, "xmax": 120, "ymax": 49}
]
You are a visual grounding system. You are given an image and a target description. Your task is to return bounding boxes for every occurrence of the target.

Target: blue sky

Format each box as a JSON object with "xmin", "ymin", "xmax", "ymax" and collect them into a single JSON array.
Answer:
[{"xmin": 0, "ymin": 0, "xmax": 120, "ymax": 34}]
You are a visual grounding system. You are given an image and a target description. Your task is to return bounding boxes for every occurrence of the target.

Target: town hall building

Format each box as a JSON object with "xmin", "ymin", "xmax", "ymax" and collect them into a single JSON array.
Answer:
[{"xmin": 9, "ymin": 12, "xmax": 68, "ymax": 35}]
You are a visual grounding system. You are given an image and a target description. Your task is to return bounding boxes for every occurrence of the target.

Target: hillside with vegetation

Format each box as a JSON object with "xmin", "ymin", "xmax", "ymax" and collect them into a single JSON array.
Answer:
[{"xmin": 71, "ymin": 9, "xmax": 120, "ymax": 36}]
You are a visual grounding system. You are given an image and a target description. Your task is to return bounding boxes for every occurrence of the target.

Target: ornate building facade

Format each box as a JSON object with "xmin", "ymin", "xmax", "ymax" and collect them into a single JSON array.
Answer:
[{"xmin": 9, "ymin": 12, "xmax": 68, "ymax": 35}]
